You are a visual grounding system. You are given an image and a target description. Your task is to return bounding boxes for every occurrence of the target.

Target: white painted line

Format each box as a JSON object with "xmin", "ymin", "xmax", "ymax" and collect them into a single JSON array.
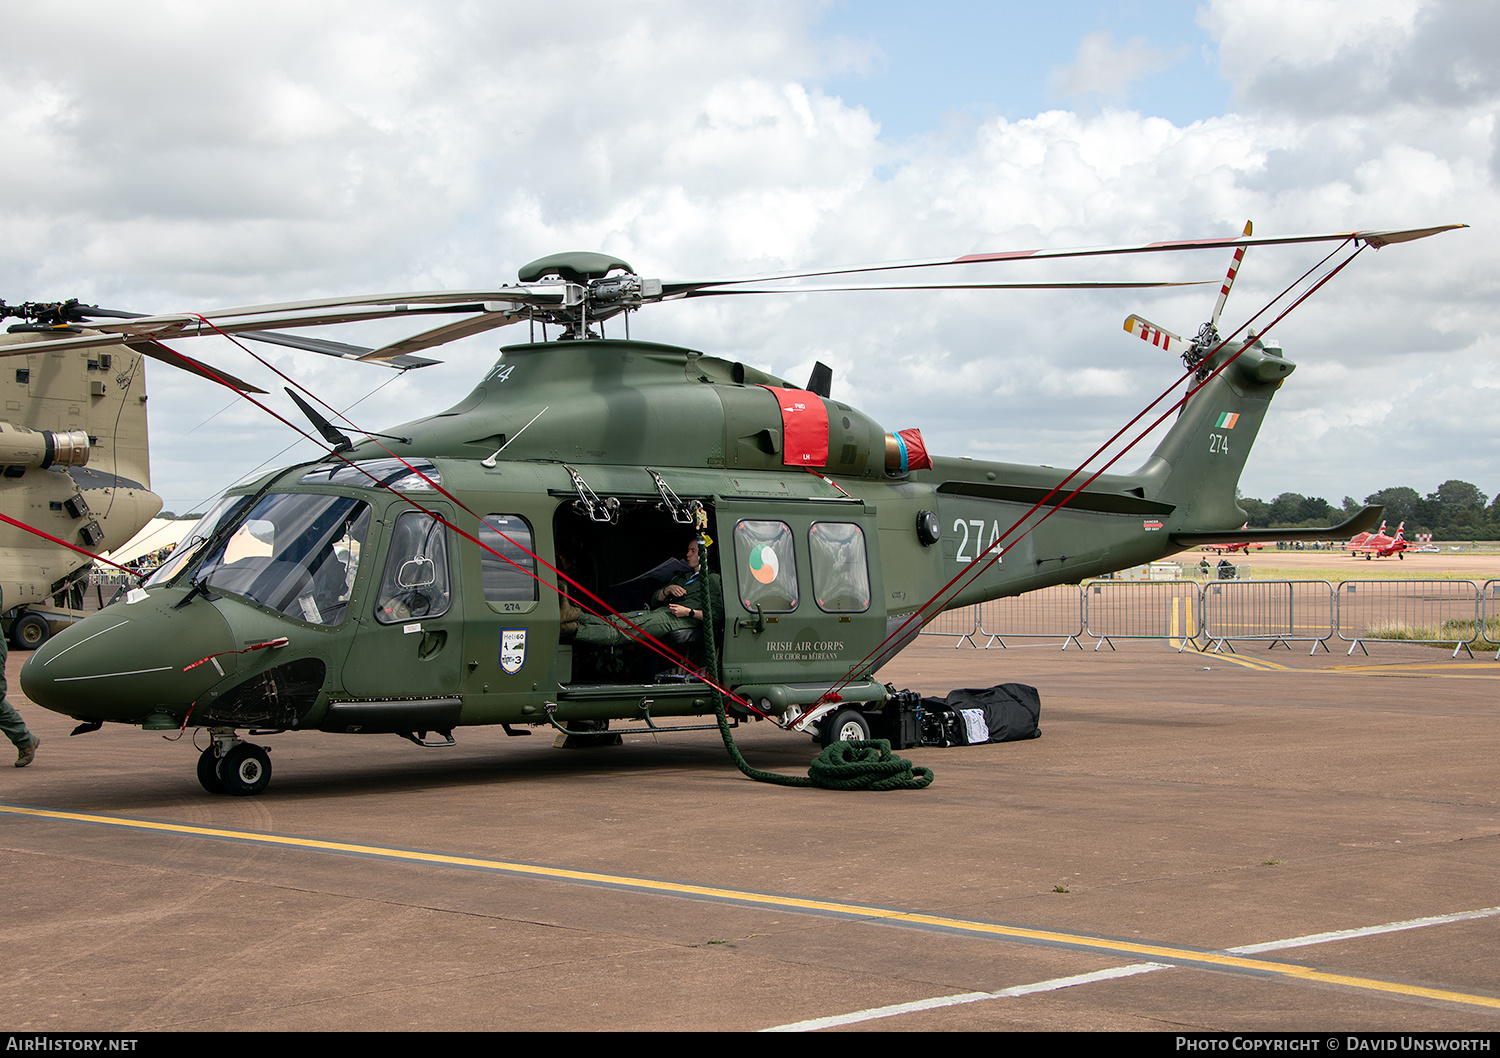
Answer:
[
  {"xmin": 42, "ymin": 619, "xmax": 129, "ymax": 666},
  {"xmin": 764, "ymin": 963, "xmax": 1169, "ymax": 1032},
  {"xmin": 762, "ymin": 906, "xmax": 1500, "ymax": 1032},
  {"xmin": 54, "ymin": 666, "xmax": 174, "ymax": 682},
  {"xmin": 1230, "ymin": 906, "xmax": 1500, "ymax": 954}
]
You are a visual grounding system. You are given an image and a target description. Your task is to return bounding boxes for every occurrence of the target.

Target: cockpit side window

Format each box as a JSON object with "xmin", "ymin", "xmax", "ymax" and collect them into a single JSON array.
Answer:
[{"xmin": 375, "ymin": 511, "xmax": 452, "ymax": 624}]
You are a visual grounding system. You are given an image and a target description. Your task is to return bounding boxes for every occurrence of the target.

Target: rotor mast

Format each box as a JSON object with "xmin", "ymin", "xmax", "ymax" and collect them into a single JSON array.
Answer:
[{"xmin": 514, "ymin": 252, "xmax": 662, "ymax": 340}]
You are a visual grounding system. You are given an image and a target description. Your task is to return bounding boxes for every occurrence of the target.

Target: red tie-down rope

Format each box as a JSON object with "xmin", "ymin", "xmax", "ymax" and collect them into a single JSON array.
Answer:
[
  {"xmin": 0, "ymin": 512, "xmax": 144, "ymax": 580},
  {"xmin": 156, "ymin": 319, "xmax": 764, "ymax": 715},
  {"xmin": 805, "ymin": 240, "xmax": 1367, "ymax": 715}
]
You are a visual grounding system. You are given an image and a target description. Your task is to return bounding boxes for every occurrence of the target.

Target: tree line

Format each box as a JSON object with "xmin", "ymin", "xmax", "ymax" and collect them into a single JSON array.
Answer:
[{"xmin": 1238, "ymin": 480, "xmax": 1498, "ymax": 539}]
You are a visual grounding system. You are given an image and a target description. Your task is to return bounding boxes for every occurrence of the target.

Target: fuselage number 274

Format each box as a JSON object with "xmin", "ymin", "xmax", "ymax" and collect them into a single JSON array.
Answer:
[{"xmin": 954, "ymin": 518, "xmax": 1005, "ymax": 565}]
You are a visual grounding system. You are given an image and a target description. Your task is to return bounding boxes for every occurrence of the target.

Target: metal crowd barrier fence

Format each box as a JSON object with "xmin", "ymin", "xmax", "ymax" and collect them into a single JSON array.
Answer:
[
  {"xmin": 1336, "ymin": 579, "xmax": 1480, "ymax": 658},
  {"xmin": 917, "ymin": 604, "xmax": 979, "ymax": 648},
  {"xmin": 911, "ymin": 578, "xmax": 1495, "ymax": 659},
  {"xmin": 1200, "ymin": 580, "xmax": 1336, "ymax": 654},
  {"xmin": 1485, "ymin": 580, "xmax": 1500, "ymax": 662},
  {"xmin": 1082, "ymin": 579, "xmax": 1202, "ymax": 651},
  {"xmin": 977, "ymin": 585, "xmax": 1085, "ymax": 649}
]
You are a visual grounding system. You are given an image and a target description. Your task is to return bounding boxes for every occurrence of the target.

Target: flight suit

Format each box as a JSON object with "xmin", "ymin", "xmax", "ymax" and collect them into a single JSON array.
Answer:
[
  {"xmin": 573, "ymin": 569, "xmax": 706, "ymax": 646},
  {"xmin": 0, "ymin": 588, "xmax": 39, "ymax": 766}
]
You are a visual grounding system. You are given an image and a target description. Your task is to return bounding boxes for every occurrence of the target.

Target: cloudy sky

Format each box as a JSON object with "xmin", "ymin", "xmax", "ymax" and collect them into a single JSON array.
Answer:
[{"xmin": 1, "ymin": 0, "xmax": 1494, "ymax": 517}]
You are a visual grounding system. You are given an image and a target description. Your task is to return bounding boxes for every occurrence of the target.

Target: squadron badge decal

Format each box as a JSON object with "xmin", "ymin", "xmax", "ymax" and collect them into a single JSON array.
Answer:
[{"xmin": 500, "ymin": 629, "xmax": 527, "ymax": 674}]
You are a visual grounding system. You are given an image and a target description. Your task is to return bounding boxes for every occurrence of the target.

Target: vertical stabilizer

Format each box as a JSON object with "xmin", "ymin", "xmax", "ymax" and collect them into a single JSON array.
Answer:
[{"xmin": 1136, "ymin": 336, "xmax": 1295, "ymax": 532}]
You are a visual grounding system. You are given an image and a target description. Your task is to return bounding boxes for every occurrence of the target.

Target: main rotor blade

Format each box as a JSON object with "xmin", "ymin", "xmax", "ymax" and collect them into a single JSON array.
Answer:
[
  {"xmin": 0, "ymin": 301, "xmax": 535, "ymax": 357},
  {"xmin": 126, "ymin": 340, "xmax": 268, "ymax": 394},
  {"xmin": 5, "ymin": 304, "xmax": 439, "ymax": 371},
  {"xmin": 236, "ymin": 330, "xmax": 440, "ymax": 370},
  {"xmin": 671, "ymin": 279, "xmax": 1216, "ymax": 297},
  {"xmin": 168, "ymin": 288, "xmax": 528, "ymax": 319},
  {"xmin": 357, "ymin": 309, "xmax": 529, "ymax": 361},
  {"xmin": 661, "ymin": 224, "xmax": 1467, "ymax": 295}
]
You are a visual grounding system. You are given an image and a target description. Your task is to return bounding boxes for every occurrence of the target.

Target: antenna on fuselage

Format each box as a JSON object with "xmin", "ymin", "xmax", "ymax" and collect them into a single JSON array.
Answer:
[{"xmin": 481, "ymin": 405, "xmax": 550, "ymax": 467}]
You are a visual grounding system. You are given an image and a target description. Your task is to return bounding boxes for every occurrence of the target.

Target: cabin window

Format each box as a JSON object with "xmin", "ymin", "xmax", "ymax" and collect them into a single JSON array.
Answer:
[
  {"xmin": 478, "ymin": 515, "xmax": 537, "ymax": 604},
  {"xmin": 374, "ymin": 510, "xmax": 451, "ymax": 623},
  {"xmin": 733, "ymin": 519, "xmax": 798, "ymax": 613},
  {"xmin": 809, "ymin": 522, "xmax": 871, "ymax": 613}
]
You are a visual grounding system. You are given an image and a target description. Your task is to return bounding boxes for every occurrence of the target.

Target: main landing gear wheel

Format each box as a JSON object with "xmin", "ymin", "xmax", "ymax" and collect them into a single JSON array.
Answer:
[
  {"xmin": 821, "ymin": 707, "xmax": 871, "ymax": 748},
  {"xmin": 10, "ymin": 612, "xmax": 49, "ymax": 650},
  {"xmin": 217, "ymin": 743, "xmax": 272, "ymax": 796},
  {"xmin": 197, "ymin": 746, "xmax": 226, "ymax": 795}
]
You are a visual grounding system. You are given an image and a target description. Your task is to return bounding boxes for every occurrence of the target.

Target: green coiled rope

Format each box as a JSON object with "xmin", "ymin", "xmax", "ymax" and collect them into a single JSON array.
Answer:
[{"xmin": 703, "ymin": 583, "xmax": 933, "ymax": 790}]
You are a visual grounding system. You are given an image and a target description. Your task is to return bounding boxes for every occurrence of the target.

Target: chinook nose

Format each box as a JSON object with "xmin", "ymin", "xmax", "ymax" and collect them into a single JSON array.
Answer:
[{"xmin": 21, "ymin": 591, "xmax": 239, "ymax": 723}]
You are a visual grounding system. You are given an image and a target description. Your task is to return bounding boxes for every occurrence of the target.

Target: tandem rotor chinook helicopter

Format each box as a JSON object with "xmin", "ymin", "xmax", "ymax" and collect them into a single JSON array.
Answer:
[{"xmin": 12, "ymin": 223, "xmax": 1462, "ymax": 795}]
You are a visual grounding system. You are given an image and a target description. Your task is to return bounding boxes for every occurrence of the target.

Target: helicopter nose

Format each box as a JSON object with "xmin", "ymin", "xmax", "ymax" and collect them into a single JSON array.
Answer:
[{"xmin": 21, "ymin": 592, "xmax": 239, "ymax": 723}]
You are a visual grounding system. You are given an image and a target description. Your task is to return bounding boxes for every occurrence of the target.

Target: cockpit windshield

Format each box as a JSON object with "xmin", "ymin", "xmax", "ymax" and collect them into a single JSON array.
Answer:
[
  {"xmin": 298, "ymin": 459, "xmax": 440, "ymax": 491},
  {"xmin": 189, "ymin": 493, "xmax": 372, "ymax": 625},
  {"xmin": 143, "ymin": 494, "xmax": 254, "ymax": 589}
]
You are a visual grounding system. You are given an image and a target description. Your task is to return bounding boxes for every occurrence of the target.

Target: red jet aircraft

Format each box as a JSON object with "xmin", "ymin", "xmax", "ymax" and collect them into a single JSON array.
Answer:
[{"xmin": 1346, "ymin": 521, "xmax": 1407, "ymax": 559}]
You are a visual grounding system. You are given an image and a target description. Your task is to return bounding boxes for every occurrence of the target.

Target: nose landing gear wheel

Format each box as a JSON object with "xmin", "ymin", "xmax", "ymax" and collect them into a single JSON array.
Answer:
[
  {"xmin": 217, "ymin": 743, "xmax": 272, "ymax": 796},
  {"xmin": 197, "ymin": 746, "xmax": 226, "ymax": 795}
]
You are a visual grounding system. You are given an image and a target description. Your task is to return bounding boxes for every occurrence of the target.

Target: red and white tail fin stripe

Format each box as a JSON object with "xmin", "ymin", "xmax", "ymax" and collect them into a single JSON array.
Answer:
[
  {"xmin": 1211, "ymin": 220, "xmax": 1253, "ymax": 328},
  {"xmin": 1394, "ymin": 522, "xmax": 1405, "ymax": 540},
  {"xmin": 1123, "ymin": 314, "xmax": 1186, "ymax": 355}
]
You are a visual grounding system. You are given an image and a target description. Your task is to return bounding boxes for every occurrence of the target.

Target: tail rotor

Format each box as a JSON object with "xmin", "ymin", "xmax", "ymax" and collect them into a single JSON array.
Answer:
[{"xmin": 1123, "ymin": 221, "xmax": 1254, "ymax": 381}]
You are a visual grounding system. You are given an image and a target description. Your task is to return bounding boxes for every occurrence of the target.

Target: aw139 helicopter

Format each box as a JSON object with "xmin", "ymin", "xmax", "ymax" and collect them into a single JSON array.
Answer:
[{"xmin": 11, "ymin": 223, "xmax": 1461, "ymax": 795}]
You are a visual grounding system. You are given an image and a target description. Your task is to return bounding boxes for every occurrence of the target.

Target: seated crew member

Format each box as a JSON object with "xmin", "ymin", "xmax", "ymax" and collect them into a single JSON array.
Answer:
[{"xmin": 572, "ymin": 537, "xmax": 707, "ymax": 646}]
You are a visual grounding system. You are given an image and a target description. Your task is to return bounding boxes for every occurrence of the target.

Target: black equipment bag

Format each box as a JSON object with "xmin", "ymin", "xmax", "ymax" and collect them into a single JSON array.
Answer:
[{"xmin": 919, "ymin": 684, "xmax": 1041, "ymax": 745}]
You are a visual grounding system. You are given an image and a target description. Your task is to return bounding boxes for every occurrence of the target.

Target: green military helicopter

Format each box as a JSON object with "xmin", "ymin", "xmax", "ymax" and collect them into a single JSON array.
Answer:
[{"xmin": 14, "ymin": 225, "xmax": 1461, "ymax": 794}]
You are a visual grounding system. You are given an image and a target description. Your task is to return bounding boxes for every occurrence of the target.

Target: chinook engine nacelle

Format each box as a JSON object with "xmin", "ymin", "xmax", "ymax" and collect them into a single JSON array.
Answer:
[{"xmin": 0, "ymin": 424, "xmax": 90, "ymax": 470}]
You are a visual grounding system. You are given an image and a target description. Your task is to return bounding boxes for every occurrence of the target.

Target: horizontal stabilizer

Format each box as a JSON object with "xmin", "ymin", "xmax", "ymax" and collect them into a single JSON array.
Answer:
[{"xmin": 1171, "ymin": 505, "xmax": 1383, "ymax": 547}]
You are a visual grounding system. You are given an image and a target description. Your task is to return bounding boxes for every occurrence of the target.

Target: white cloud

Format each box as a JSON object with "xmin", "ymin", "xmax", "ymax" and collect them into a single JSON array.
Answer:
[
  {"xmin": 0, "ymin": 0, "xmax": 1496, "ymax": 511},
  {"xmin": 1049, "ymin": 30, "xmax": 1181, "ymax": 103}
]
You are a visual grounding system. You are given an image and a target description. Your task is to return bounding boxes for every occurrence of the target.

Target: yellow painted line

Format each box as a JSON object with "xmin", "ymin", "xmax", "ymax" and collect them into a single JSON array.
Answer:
[
  {"xmin": 1325, "ymin": 664, "xmax": 1500, "ymax": 680},
  {"xmin": 1331, "ymin": 662, "xmax": 1500, "ymax": 673},
  {"xmin": 3, "ymin": 803, "xmax": 1498, "ymax": 1011},
  {"xmin": 1212, "ymin": 655, "xmax": 1294, "ymax": 672}
]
